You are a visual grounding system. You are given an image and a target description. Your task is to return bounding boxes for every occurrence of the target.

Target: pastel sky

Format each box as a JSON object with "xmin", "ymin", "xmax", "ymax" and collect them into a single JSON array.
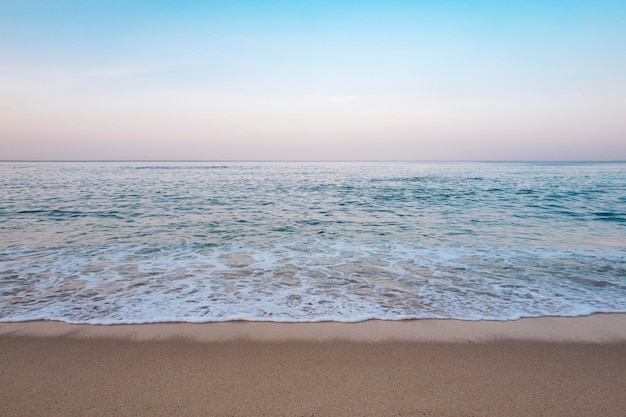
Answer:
[{"xmin": 1, "ymin": 0, "xmax": 625, "ymax": 160}]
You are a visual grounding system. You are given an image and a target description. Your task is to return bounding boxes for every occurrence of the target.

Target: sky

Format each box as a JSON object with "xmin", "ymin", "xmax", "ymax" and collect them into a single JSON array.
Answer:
[{"xmin": 1, "ymin": 0, "xmax": 625, "ymax": 161}]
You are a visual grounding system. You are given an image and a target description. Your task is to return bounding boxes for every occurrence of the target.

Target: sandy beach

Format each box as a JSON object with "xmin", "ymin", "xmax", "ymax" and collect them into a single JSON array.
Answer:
[{"xmin": 1, "ymin": 314, "xmax": 625, "ymax": 417}]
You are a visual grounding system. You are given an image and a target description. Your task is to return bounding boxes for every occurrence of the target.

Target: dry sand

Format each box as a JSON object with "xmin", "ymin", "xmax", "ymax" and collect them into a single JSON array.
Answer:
[{"xmin": 1, "ymin": 314, "xmax": 625, "ymax": 417}]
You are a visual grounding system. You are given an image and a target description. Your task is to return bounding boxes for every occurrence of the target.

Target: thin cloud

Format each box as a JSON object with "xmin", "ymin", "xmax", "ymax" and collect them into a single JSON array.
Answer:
[
  {"xmin": 0, "ymin": 62, "xmax": 181, "ymax": 82},
  {"xmin": 324, "ymin": 96, "xmax": 358, "ymax": 102}
]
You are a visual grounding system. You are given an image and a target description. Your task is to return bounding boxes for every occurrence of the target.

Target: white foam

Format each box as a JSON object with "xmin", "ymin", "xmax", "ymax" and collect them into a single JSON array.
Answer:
[{"xmin": 1, "ymin": 240, "xmax": 624, "ymax": 324}]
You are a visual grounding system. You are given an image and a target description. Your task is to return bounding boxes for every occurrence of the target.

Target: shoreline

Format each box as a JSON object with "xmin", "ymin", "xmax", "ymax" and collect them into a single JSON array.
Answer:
[
  {"xmin": 1, "ymin": 312, "xmax": 625, "ymax": 342},
  {"xmin": 2, "ymin": 314, "xmax": 625, "ymax": 416}
]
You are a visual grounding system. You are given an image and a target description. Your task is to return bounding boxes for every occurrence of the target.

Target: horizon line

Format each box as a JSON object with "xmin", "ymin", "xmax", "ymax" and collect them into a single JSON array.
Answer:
[{"xmin": 1, "ymin": 159, "xmax": 625, "ymax": 163}]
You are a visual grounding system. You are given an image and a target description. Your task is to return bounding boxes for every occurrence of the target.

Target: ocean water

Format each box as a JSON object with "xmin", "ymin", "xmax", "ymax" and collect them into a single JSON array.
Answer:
[{"xmin": 1, "ymin": 161, "xmax": 625, "ymax": 324}]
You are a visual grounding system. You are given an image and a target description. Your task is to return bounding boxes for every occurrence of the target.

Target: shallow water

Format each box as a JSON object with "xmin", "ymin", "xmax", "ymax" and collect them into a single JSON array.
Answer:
[{"xmin": 1, "ymin": 161, "xmax": 625, "ymax": 323}]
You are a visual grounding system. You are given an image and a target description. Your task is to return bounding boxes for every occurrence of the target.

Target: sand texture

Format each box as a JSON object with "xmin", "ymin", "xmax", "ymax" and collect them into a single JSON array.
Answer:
[{"xmin": 1, "ymin": 315, "xmax": 625, "ymax": 416}]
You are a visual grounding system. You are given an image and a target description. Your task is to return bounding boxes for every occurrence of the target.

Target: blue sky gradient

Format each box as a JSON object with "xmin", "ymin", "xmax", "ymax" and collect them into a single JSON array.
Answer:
[{"xmin": 1, "ymin": 1, "xmax": 625, "ymax": 160}]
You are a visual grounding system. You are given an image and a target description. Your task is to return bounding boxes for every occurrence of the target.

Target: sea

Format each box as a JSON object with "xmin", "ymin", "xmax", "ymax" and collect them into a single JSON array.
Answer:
[{"xmin": 1, "ymin": 161, "xmax": 625, "ymax": 324}]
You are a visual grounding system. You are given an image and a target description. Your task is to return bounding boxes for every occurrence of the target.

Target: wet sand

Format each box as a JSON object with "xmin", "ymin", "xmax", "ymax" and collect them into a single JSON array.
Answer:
[{"xmin": 1, "ymin": 314, "xmax": 625, "ymax": 416}]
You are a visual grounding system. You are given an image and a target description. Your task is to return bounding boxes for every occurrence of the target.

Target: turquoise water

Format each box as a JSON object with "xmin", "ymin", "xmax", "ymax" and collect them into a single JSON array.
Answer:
[{"xmin": 1, "ymin": 161, "xmax": 625, "ymax": 323}]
